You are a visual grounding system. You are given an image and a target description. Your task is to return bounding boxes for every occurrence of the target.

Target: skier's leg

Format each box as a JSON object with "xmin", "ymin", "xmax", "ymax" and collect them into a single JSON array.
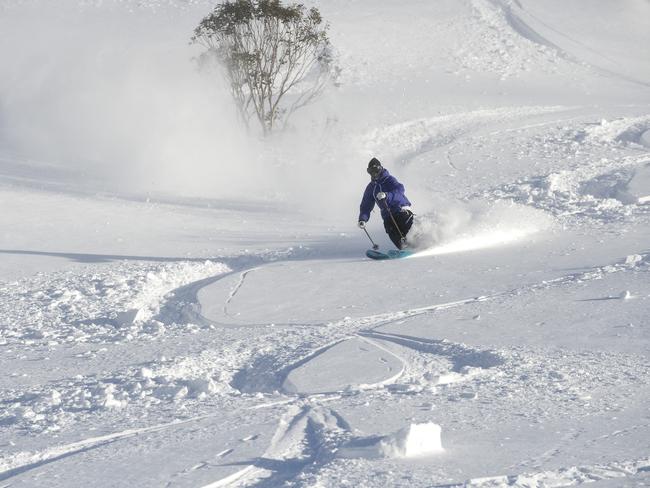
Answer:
[
  {"xmin": 384, "ymin": 220, "xmax": 403, "ymax": 249},
  {"xmin": 393, "ymin": 210, "xmax": 414, "ymax": 249},
  {"xmin": 400, "ymin": 209, "xmax": 415, "ymax": 243},
  {"xmin": 384, "ymin": 210, "xmax": 415, "ymax": 249},
  {"xmin": 388, "ymin": 228, "xmax": 403, "ymax": 249}
]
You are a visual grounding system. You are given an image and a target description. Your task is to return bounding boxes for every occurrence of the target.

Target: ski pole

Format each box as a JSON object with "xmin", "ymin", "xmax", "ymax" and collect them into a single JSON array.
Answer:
[{"xmin": 361, "ymin": 225, "xmax": 379, "ymax": 250}]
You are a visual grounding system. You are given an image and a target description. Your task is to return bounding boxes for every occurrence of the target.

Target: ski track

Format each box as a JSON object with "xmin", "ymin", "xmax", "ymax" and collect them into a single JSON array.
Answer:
[
  {"xmin": 0, "ymin": 397, "xmax": 296, "ymax": 483},
  {"xmin": 189, "ymin": 250, "xmax": 650, "ymax": 486},
  {"xmin": 2, "ymin": 243, "xmax": 649, "ymax": 485},
  {"xmin": 4, "ymin": 107, "xmax": 650, "ymax": 483},
  {"xmin": 363, "ymin": 105, "xmax": 572, "ymax": 166},
  {"xmin": 355, "ymin": 335, "xmax": 407, "ymax": 388},
  {"xmin": 6, "ymin": 248, "xmax": 647, "ymax": 486},
  {"xmin": 469, "ymin": 0, "xmax": 650, "ymax": 88},
  {"xmin": 223, "ymin": 268, "xmax": 259, "ymax": 318},
  {"xmin": 0, "ymin": 414, "xmax": 218, "ymax": 483},
  {"xmin": 491, "ymin": 0, "xmax": 650, "ymax": 88},
  {"xmin": 1, "ymin": 28, "xmax": 649, "ymax": 481}
]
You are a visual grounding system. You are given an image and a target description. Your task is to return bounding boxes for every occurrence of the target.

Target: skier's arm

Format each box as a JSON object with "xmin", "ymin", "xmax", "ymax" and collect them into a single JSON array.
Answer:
[
  {"xmin": 359, "ymin": 185, "xmax": 376, "ymax": 222},
  {"xmin": 382, "ymin": 176, "xmax": 405, "ymax": 206}
]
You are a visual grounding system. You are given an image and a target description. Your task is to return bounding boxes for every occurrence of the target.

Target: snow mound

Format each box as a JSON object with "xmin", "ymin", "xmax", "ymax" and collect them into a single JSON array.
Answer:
[
  {"xmin": 559, "ymin": 161, "xmax": 650, "ymax": 209},
  {"xmin": 641, "ymin": 129, "xmax": 650, "ymax": 148},
  {"xmin": 409, "ymin": 200, "xmax": 552, "ymax": 256},
  {"xmin": 379, "ymin": 422, "xmax": 444, "ymax": 458},
  {"xmin": 0, "ymin": 346, "xmax": 241, "ymax": 433},
  {"xmin": 339, "ymin": 423, "xmax": 443, "ymax": 459},
  {"xmin": 579, "ymin": 116, "xmax": 650, "ymax": 148},
  {"xmin": 489, "ymin": 154, "xmax": 650, "ymax": 222},
  {"xmin": 627, "ymin": 163, "xmax": 650, "ymax": 204},
  {"xmin": 0, "ymin": 260, "xmax": 230, "ymax": 346}
]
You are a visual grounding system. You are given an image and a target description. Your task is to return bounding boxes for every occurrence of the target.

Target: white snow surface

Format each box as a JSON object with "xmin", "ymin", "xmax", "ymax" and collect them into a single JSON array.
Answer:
[{"xmin": 1, "ymin": 0, "xmax": 650, "ymax": 487}]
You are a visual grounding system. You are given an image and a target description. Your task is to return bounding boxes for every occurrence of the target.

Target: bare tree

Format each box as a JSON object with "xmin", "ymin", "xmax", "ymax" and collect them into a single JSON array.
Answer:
[{"xmin": 191, "ymin": 0, "xmax": 336, "ymax": 135}]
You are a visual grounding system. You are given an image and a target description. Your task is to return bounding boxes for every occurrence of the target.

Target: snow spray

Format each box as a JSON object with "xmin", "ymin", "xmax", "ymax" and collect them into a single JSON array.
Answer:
[{"xmin": 408, "ymin": 199, "xmax": 554, "ymax": 256}]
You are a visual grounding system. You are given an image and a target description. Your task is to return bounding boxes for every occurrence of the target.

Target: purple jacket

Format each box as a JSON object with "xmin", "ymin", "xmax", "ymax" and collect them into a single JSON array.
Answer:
[{"xmin": 358, "ymin": 169, "xmax": 411, "ymax": 223}]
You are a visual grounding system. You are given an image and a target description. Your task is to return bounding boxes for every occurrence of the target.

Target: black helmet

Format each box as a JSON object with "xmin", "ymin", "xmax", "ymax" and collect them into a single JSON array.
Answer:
[{"xmin": 367, "ymin": 157, "xmax": 383, "ymax": 179}]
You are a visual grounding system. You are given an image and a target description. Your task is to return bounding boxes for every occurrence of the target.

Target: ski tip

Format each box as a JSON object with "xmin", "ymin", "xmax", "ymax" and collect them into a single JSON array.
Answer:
[
  {"xmin": 366, "ymin": 249, "xmax": 415, "ymax": 260},
  {"xmin": 366, "ymin": 249, "xmax": 390, "ymax": 260}
]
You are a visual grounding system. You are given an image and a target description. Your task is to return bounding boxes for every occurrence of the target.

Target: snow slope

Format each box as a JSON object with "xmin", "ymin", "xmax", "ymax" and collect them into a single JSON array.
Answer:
[{"xmin": 1, "ymin": 0, "xmax": 650, "ymax": 487}]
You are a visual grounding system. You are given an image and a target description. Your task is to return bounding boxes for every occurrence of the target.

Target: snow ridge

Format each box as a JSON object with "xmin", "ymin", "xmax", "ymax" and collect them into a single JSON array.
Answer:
[{"xmin": 0, "ymin": 260, "xmax": 230, "ymax": 346}]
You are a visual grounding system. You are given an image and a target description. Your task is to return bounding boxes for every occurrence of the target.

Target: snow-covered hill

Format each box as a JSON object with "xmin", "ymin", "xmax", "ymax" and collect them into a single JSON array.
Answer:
[{"xmin": 1, "ymin": 0, "xmax": 650, "ymax": 486}]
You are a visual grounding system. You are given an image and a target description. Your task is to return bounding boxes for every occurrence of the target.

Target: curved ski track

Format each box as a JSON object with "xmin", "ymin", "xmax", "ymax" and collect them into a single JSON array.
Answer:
[
  {"xmin": 2, "ymin": 249, "xmax": 648, "ymax": 487},
  {"xmin": 189, "ymin": 250, "xmax": 649, "ymax": 487}
]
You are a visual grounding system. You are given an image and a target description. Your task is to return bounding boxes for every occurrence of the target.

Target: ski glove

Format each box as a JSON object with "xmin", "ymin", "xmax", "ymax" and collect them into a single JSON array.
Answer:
[
  {"xmin": 376, "ymin": 192, "xmax": 386, "ymax": 200},
  {"xmin": 358, "ymin": 221, "xmax": 366, "ymax": 229}
]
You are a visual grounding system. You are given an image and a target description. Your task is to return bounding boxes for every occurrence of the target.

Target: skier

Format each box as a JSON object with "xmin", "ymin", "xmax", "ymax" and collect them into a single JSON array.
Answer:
[{"xmin": 358, "ymin": 158, "xmax": 414, "ymax": 249}]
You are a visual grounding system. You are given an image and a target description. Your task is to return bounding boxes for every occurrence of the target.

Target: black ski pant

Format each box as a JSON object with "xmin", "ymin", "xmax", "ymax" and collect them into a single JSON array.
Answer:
[{"xmin": 383, "ymin": 209, "xmax": 414, "ymax": 249}]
